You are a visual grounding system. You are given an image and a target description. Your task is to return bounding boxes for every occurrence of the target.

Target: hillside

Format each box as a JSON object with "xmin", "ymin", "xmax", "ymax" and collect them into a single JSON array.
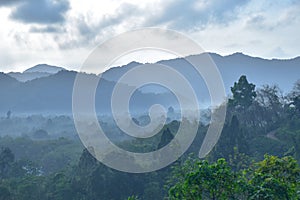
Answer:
[{"xmin": 0, "ymin": 53, "xmax": 299, "ymax": 114}]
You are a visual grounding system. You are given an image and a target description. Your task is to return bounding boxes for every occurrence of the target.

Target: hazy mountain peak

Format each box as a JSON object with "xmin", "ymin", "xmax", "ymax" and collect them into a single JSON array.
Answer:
[
  {"xmin": 228, "ymin": 52, "xmax": 245, "ymax": 56},
  {"xmin": 24, "ymin": 64, "xmax": 65, "ymax": 74},
  {"xmin": 0, "ymin": 72, "xmax": 18, "ymax": 82},
  {"xmin": 8, "ymin": 64, "xmax": 66, "ymax": 82},
  {"xmin": 1, "ymin": 52, "xmax": 300, "ymax": 114},
  {"xmin": 225, "ymin": 52, "xmax": 253, "ymax": 59}
]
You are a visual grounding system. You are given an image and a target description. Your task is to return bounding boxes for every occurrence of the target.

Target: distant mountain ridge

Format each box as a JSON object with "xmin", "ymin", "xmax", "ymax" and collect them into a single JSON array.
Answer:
[
  {"xmin": 102, "ymin": 52, "xmax": 300, "ymax": 94},
  {"xmin": 8, "ymin": 64, "xmax": 65, "ymax": 82},
  {"xmin": 0, "ymin": 53, "xmax": 299, "ymax": 114},
  {"xmin": 24, "ymin": 64, "xmax": 64, "ymax": 73}
]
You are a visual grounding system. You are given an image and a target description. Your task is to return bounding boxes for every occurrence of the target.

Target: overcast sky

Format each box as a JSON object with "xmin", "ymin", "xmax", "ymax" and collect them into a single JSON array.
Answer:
[{"xmin": 0, "ymin": 0, "xmax": 299, "ymax": 72}]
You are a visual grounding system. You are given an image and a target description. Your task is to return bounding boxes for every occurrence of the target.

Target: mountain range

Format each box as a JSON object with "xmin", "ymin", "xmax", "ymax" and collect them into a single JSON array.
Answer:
[
  {"xmin": 8, "ymin": 64, "xmax": 64, "ymax": 82},
  {"xmin": 0, "ymin": 53, "xmax": 299, "ymax": 115}
]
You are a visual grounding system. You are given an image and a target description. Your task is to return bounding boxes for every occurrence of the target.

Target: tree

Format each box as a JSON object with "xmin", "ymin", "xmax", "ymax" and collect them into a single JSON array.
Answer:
[
  {"xmin": 256, "ymin": 85, "xmax": 282, "ymax": 108},
  {"xmin": 211, "ymin": 115, "xmax": 248, "ymax": 161},
  {"xmin": 248, "ymin": 155, "xmax": 300, "ymax": 200},
  {"xmin": 0, "ymin": 147, "xmax": 15, "ymax": 178},
  {"xmin": 15, "ymin": 176, "xmax": 46, "ymax": 200},
  {"xmin": 290, "ymin": 80, "xmax": 300, "ymax": 97},
  {"xmin": 33, "ymin": 129, "xmax": 49, "ymax": 139},
  {"xmin": 227, "ymin": 76, "xmax": 259, "ymax": 130},
  {"xmin": 158, "ymin": 128, "xmax": 174, "ymax": 149},
  {"xmin": 77, "ymin": 147, "xmax": 98, "ymax": 175},
  {"xmin": 168, "ymin": 106, "xmax": 176, "ymax": 120},
  {"xmin": 0, "ymin": 186, "xmax": 12, "ymax": 200},
  {"xmin": 292, "ymin": 96, "xmax": 300, "ymax": 115},
  {"xmin": 229, "ymin": 75, "xmax": 256, "ymax": 110},
  {"xmin": 127, "ymin": 195, "xmax": 140, "ymax": 200},
  {"xmin": 229, "ymin": 146, "xmax": 252, "ymax": 172},
  {"xmin": 256, "ymin": 85, "xmax": 284, "ymax": 127},
  {"xmin": 168, "ymin": 158, "xmax": 241, "ymax": 200},
  {"xmin": 46, "ymin": 173, "xmax": 72, "ymax": 200},
  {"xmin": 288, "ymin": 80, "xmax": 300, "ymax": 116},
  {"xmin": 168, "ymin": 155, "xmax": 300, "ymax": 200},
  {"xmin": 6, "ymin": 110, "xmax": 11, "ymax": 120}
]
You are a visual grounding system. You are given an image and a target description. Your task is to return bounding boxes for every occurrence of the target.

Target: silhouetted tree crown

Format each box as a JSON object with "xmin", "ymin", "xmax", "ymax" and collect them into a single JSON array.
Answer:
[{"xmin": 229, "ymin": 75, "xmax": 257, "ymax": 109}]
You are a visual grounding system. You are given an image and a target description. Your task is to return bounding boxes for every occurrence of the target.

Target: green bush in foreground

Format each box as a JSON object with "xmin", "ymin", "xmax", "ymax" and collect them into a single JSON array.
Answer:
[{"xmin": 168, "ymin": 155, "xmax": 300, "ymax": 200}]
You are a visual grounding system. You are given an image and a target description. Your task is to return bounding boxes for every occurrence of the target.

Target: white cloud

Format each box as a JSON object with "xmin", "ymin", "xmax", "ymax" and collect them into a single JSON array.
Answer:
[{"xmin": 0, "ymin": 0, "xmax": 299, "ymax": 72}]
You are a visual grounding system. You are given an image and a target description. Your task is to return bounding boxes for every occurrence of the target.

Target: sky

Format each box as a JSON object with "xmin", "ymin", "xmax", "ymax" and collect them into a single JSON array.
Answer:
[{"xmin": 0, "ymin": 0, "xmax": 300, "ymax": 72}]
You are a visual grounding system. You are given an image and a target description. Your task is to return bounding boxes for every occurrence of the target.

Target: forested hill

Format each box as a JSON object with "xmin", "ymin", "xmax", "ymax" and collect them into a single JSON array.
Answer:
[
  {"xmin": 0, "ymin": 53, "xmax": 300, "ymax": 114},
  {"xmin": 0, "ymin": 74, "xmax": 299, "ymax": 199}
]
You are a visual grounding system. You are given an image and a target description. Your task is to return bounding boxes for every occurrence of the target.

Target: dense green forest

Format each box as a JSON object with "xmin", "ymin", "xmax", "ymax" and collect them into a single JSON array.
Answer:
[{"xmin": 0, "ymin": 75, "xmax": 300, "ymax": 200}]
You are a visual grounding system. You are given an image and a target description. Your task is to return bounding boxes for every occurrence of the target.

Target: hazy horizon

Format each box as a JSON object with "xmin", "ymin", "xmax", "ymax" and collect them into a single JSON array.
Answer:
[{"xmin": 2, "ymin": 51, "xmax": 300, "ymax": 73}]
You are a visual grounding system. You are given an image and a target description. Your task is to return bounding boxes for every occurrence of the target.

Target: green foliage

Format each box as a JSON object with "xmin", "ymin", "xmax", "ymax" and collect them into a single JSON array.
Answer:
[
  {"xmin": 211, "ymin": 115, "xmax": 249, "ymax": 161},
  {"xmin": 0, "ymin": 186, "xmax": 12, "ymax": 200},
  {"xmin": 168, "ymin": 158, "xmax": 241, "ymax": 200},
  {"xmin": 248, "ymin": 155, "xmax": 300, "ymax": 200},
  {"xmin": 127, "ymin": 195, "xmax": 140, "ymax": 200},
  {"xmin": 0, "ymin": 136, "xmax": 83, "ymax": 174},
  {"xmin": 1, "ymin": 77, "xmax": 300, "ymax": 200},
  {"xmin": 229, "ymin": 146, "xmax": 252, "ymax": 171},
  {"xmin": 168, "ymin": 155, "xmax": 300, "ymax": 200},
  {"xmin": 45, "ymin": 173, "xmax": 72, "ymax": 200}
]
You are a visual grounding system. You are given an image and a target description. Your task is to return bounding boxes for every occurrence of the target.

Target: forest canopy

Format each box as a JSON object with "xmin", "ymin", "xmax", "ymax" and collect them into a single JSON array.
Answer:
[{"xmin": 0, "ymin": 75, "xmax": 300, "ymax": 200}]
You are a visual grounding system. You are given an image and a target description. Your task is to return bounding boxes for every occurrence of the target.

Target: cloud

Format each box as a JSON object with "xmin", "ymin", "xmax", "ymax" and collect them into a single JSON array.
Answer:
[
  {"xmin": 29, "ymin": 25, "xmax": 65, "ymax": 33},
  {"xmin": 97, "ymin": 3, "xmax": 141, "ymax": 29},
  {"xmin": 57, "ymin": 3, "xmax": 142, "ymax": 49},
  {"xmin": 10, "ymin": 0, "xmax": 70, "ymax": 24},
  {"xmin": 145, "ymin": 0, "xmax": 250, "ymax": 30},
  {"xmin": 51, "ymin": 0, "xmax": 253, "ymax": 50},
  {"xmin": 269, "ymin": 46, "xmax": 289, "ymax": 58},
  {"xmin": 0, "ymin": 0, "xmax": 20, "ymax": 7},
  {"xmin": 1, "ymin": 0, "xmax": 300, "ymax": 71}
]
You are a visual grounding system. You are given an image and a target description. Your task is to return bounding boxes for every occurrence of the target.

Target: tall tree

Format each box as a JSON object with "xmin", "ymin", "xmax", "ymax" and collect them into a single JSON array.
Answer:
[
  {"xmin": 158, "ymin": 128, "xmax": 174, "ymax": 149},
  {"xmin": 255, "ymin": 85, "xmax": 284, "ymax": 130},
  {"xmin": 292, "ymin": 96, "xmax": 300, "ymax": 115},
  {"xmin": 211, "ymin": 115, "xmax": 248, "ymax": 161},
  {"xmin": 77, "ymin": 147, "xmax": 98, "ymax": 175},
  {"xmin": 289, "ymin": 80, "xmax": 300, "ymax": 116},
  {"xmin": 0, "ymin": 147, "xmax": 14, "ymax": 178},
  {"xmin": 229, "ymin": 75, "xmax": 256, "ymax": 110}
]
